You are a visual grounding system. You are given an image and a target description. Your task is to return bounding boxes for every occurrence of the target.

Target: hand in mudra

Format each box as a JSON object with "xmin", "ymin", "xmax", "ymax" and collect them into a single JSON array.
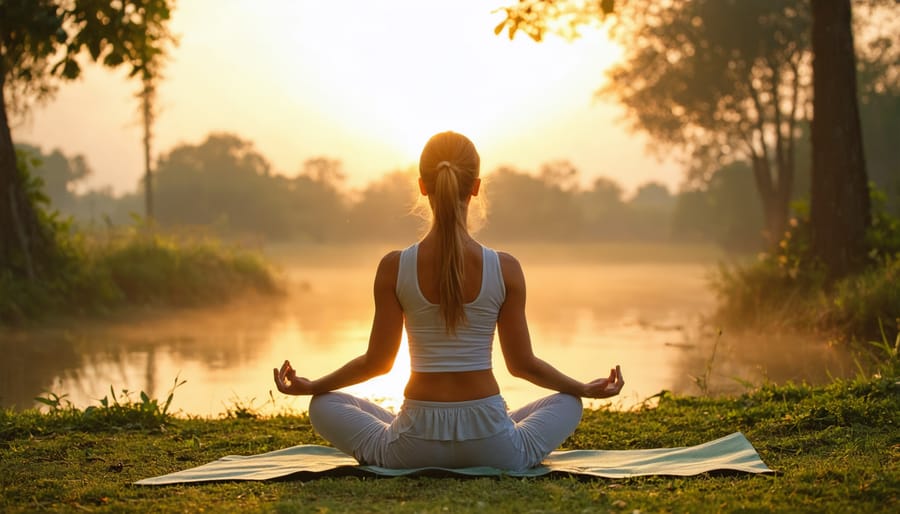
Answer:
[
  {"xmin": 273, "ymin": 360, "xmax": 314, "ymax": 396},
  {"xmin": 583, "ymin": 365, "xmax": 625, "ymax": 398}
]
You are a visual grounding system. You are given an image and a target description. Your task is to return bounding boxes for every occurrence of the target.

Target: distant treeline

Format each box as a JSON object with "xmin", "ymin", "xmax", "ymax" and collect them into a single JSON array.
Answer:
[{"xmin": 20, "ymin": 128, "xmax": 898, "ymax": 253}]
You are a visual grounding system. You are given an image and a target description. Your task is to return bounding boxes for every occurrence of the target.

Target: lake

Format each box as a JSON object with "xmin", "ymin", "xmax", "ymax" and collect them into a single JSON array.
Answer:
[{"xmin": 0, "ymin": 242, "xmax": 856, "ymax": 416}]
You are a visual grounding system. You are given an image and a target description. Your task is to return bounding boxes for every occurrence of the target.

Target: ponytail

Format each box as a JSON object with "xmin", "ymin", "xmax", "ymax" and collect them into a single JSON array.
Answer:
[
  {"xmin": 418, "ymin": 132, "xmax": 481, "ymax": 335},
  {"xmin": 433, "ymin": 162, "xmax": 467, "ymax": 334}
]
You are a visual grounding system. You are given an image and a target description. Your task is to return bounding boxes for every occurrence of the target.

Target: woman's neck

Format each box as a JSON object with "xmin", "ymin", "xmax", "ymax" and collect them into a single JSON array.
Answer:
[{"xmin": 421, "ymin": 229, "xmax": 477, "ymax": 248}]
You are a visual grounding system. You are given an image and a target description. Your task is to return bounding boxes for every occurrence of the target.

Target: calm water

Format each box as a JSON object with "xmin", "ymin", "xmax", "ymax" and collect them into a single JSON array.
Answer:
[{"xmin": 0, "ymin": 243, "xmax": 855, "ymax": 416}]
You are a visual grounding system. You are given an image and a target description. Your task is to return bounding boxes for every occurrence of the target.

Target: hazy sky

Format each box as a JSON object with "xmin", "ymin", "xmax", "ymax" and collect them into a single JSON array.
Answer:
[{"xmin": 13, "ymin": 0, "xmax": 680, "ymax": 195}]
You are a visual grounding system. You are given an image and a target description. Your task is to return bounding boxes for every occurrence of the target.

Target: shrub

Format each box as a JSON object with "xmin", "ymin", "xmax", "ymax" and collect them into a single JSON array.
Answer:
[
  {"xmin": 96, "ymin": 230, "xmax": 279, "ymax": 307},
  {"xmin": 1, "ymin": 225, "xmax": 280, "ymax": 324},
  {"xmin": 712, "ymin": 186, "xmax": 900, "ymax": 342}
]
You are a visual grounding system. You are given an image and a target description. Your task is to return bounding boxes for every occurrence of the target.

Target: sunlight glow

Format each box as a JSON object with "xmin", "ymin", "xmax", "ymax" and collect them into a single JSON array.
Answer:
[
  {"xmin": 17, "ymin": 0, "xmax": 679, "ymax": 198},
  {"xmin": 260, "ymin": 1, "xmax": 623, "ymax": 169},
  {"xmin": 346, "ymin": 330, "xmax": 411, "ymax": 412}
]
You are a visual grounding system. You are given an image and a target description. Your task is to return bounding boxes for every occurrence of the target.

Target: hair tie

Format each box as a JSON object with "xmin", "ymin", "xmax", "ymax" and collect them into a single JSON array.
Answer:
[{"xmin": 436, "ymin": 161, "xmax": 453, "ymax": 172}]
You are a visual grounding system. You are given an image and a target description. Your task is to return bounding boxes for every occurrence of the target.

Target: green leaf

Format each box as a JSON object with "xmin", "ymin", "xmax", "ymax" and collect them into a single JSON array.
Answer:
[
  {"xmin": 162, "ymin": 393, "xmax": 174, "ymax": 415},
  {"xmin": 34, "ymin": 397, "xmax": 56, "ymax": 407}
]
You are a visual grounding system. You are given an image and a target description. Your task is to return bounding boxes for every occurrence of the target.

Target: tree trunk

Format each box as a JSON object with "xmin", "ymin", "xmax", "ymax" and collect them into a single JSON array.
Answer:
[
  {"xmin": 141, "ymin": 77, "xmax": 154, "ymax": 222},
  {"xmin": 810, "ymin": 0, "xmax": 870, "ymax": 279},
  {"xmin": 751, "ymin": 155, "xmax": 788, "ymax": 246},
  {"xmin": 0, "ymin": 76, "xmax": 47, "ymax": 279}
]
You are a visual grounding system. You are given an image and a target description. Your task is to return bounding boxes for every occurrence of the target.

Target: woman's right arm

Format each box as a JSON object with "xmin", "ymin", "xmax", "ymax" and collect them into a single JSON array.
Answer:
[
  {"xmin": 496, "ymin": 252, "xmax": 624, "ymax": 398},
  {"xmin": 273, "ymin": 251, "xmax": 404, "ymax": 396}
]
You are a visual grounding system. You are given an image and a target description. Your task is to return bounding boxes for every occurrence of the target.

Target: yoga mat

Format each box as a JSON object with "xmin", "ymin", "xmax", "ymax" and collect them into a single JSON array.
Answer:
[{"xmin": 135, "ymin": 432, "xmax": 772, "ymax": 485}]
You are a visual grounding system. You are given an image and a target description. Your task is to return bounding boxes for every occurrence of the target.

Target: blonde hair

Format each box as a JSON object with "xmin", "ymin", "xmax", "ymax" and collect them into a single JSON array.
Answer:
[{"xmin": 418, "ymin": 131, "xmax": 481, "ymax": 334}]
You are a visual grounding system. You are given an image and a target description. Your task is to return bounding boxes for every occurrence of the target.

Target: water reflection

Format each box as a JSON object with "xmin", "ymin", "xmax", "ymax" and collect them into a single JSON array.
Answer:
[{"xmin": 0, "ymin": 245, "xmax": 856, "ymax": 417}]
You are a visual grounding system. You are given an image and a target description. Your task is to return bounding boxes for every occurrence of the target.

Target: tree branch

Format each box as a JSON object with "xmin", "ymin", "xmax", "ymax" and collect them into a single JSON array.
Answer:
[{"xmin": 747, "ymin": 72, "xmax": 774, "ymax": 188}]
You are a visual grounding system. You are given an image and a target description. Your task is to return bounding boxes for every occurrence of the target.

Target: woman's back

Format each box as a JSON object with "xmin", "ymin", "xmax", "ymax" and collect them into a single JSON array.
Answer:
[
  {"xmin": 414, "ymin": 237, "xmax": 485, "ymax": 305},
  {"xmin": 401, "ymin": 236, "xmax": 504, "ymax": 401}
]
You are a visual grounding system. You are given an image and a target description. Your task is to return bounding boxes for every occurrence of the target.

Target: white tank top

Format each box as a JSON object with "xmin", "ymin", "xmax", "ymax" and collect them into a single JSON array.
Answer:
[{"xmin": 395, "ymin": 243, "xmax": 506, "ymax": 372}]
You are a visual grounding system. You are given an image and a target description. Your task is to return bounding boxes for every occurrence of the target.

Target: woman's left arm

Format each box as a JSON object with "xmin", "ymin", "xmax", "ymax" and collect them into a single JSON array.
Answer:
[{"xmin": 273, "ymin": 252, "xmax": 404, "ymax": 395}]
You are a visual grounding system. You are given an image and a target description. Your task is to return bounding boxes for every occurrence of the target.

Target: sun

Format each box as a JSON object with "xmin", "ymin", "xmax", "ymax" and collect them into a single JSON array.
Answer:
[{"xmin": 265, "ymin": 1, "xmax": 623, "ymax": 168}]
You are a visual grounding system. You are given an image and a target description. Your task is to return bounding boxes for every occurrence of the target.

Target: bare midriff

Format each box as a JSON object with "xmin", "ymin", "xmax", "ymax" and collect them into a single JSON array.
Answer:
[{"xmin": 404, "ymin": 370, "xmax": 500, "ymax": 402}]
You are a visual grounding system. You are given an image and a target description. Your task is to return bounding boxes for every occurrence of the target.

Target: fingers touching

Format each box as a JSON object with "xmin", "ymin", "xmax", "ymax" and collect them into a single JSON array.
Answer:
[{"xmin": 584, "ymin": 364, "xmax": 624, "ymax": 399}]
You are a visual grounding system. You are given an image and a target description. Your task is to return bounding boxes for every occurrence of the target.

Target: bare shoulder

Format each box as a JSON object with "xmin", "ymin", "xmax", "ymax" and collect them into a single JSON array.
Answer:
[
  {"xmin": 496, "ymin": 251, "xmax": 525, "ymax": 285},
  {"xmin": 377, "ymin": 250, "xmax": 401, "ymax": 274},
  {"xmin": 379, "ymin": 250, "xmax": 402, "ymax": 268},
  {"xmin": 375, "ymin": 250, "xmax": 400, "ymax": 289},
  {"xmin": 497, "ymin": 251, "xmax": 521, "ymax": 270}
]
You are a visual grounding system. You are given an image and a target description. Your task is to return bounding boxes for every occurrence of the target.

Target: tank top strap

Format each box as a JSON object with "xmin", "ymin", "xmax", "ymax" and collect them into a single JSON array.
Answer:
[
  {"xmin": 480, "ymin": 246, "xmax": 506, "ymax": 305},
  {"xmin": 396, "ymin": 243, "xmax": 419, "ymax": 299}
]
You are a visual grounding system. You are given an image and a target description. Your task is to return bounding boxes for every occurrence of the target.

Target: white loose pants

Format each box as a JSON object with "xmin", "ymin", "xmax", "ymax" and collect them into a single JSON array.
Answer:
[{"xmin": 308, "ymin": 392, "xmax": 583, "ymax": 471}]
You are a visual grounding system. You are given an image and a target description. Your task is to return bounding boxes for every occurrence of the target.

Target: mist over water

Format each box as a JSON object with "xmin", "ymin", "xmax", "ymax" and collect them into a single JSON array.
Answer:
[{"xmin": 1, "ymin": 243, "xmax": 854, "ymax": 417}]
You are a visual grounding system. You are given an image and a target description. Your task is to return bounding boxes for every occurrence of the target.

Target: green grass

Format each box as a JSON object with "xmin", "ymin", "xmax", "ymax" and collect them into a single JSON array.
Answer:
[{"xmin": 1, "ymin": 365, "xmax": 897, "ymax": 513}]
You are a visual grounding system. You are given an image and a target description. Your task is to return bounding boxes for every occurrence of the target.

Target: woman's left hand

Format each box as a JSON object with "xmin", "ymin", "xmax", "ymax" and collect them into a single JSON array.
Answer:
[
  {"xmin": 273, "ymin": 360, "xmax": 314, "ymax": 396},
  {"xmin": 582, "ymin": 365, "xmax": 624, "ymax": 399}
]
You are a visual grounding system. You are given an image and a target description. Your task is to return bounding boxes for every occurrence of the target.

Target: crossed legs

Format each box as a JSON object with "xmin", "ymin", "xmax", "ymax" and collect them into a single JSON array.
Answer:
[{"xmin": 308, "ymin": 392, "xmax": 583, "ymax": 470}]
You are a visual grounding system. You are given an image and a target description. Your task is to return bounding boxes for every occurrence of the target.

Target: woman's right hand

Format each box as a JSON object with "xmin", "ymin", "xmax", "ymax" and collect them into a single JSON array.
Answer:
[
  {"xmin": 582, "ymin": 365, "xmax": 625, "ymax": 398},
  {"xmin": 273, "ymin": 360, "xmax": 314, "ymax": 396}
]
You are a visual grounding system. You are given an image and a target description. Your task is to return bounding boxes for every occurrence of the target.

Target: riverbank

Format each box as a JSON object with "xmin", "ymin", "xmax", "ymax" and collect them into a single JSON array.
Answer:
[
  {"xmin": 1, "ymin": 228, "xmax": 281, "ymax": 325},
  {"xmin": 2, "ymin": 366, "xmax": 897, "ymax": 513}
]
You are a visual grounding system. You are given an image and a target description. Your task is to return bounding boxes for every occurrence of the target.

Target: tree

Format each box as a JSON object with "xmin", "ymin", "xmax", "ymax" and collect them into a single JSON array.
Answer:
[
  {"xmin": 139, "ymin": 69, "xmax": 158, "ymax": 222},
  {"xmin": 14, "ymin": 143, "xmax": 91, "ymax": 211},
  {"xmin": 539, "ymin": 159, "xmax": 579, "ymax": 192},
  {"xmin": 153, "ymin": 134, "xmax": 349, "ymax": 241},
  {"xmin": 578, "ymin": 176, "xmax": 626, "ymax": 239},
  {"xmin": 135, "ymin": 4, "xmax": 175, "ymax": 224},
  {"xmin": 302, "ymin": 157, "xmax": 346, "ymax": 189},
  {"xmin": 481, "ymin": 166, "xmax": 583, "ymax": 241},
  {"xmin": 854, "ymin": 2, "xmax": 900, "ymax": 216},
  {"xmin": 672, "ymin": 162, "xmax": 766, "ymax": 252},
  {"xmin": 0, "ymin": 0, "xmax": 174, "ymax": 279},
  {"xmin": 498, "ymin": 0, "xmax": 886, "ymax": 278},
  {"xmin": 346, "ymin": 169, "xmax": 421, "ymax": 242},
  {"xmin": 630, "ymin": 182, "xmax": 674, "ymax": 210},
  {"xmin": 296, "ymin": 157, "xmax": 349, "ymax": 242},
  {"xmin": 625, "ymin": 181, "xmax": 675, "ymax": 241},
  {"xmin": 504, "ymin": 1, "xmax": 812, "ymax": 246},
  {"xmin": 154, "ymin": 133, "xmax": 285, "ymax": 238},
  {"xmin": 810, "ymin": 0, "xmax": 870, "ymax": 277}
]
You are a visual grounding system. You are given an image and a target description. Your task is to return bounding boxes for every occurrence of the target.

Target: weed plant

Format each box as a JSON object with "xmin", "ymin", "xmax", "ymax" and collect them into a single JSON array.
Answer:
[{"xmin": 1, "ymin": 376, "xmax": 185, "ymax": 441}]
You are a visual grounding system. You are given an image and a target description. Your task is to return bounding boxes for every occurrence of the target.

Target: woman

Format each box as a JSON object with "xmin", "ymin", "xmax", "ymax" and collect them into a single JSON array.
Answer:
[{"xmin": 273, "ymin": 131, "xmax": 624, "ymax": 471}]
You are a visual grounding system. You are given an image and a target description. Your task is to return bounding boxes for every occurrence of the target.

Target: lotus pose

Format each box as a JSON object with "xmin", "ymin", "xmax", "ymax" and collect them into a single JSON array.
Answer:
[{"xmin": 274, "ymin": 131, "xmax": 624, "ymax": 470}]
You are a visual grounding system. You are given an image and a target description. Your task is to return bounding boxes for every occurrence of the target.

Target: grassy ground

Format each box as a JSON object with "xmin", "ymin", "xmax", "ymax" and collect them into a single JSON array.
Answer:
[{"xmin": 1, "ymin": 367, "xmax": 897, "ymax": 514}]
